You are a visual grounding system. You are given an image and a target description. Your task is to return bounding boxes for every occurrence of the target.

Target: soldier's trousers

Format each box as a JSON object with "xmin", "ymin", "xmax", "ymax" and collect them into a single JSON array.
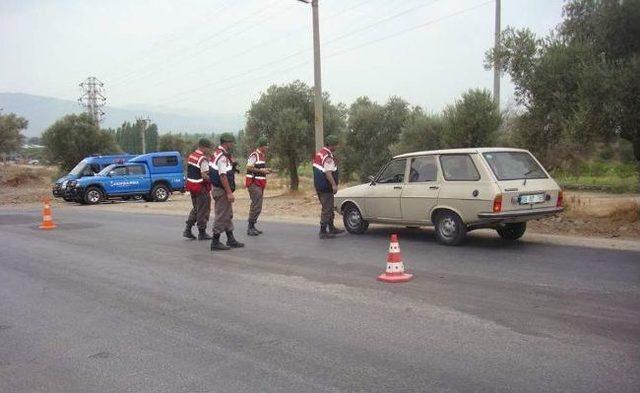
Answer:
[
  {"xmin": 317, "ymin": 192, "xmax": 335, "ymax": 225},
  {"xmin": 186, "ymin": 190, "xmax": 211, "ymax": 230},
  {"xmin": 212, "ymin": 186, "xmax": 234, "ymax": 234},
  {"xmin": 247, "ymin": 183, "xmax": 264, "ymax": 223}
]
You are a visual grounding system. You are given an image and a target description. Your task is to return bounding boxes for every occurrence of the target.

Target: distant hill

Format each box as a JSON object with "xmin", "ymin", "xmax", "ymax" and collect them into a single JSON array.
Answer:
[{"xmin": 0, "ymin": 92, "xmax": 244, "ymax": 137}]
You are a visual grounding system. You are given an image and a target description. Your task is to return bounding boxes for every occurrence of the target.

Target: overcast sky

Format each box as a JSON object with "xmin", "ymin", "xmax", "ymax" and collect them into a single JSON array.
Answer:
[{"xmin": 1, "ymin": 0, "xmax": 565, "ymax": 116}]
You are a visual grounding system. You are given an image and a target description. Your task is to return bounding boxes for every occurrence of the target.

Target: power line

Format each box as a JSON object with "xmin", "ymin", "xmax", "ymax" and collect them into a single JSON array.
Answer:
[
  {"xmin": 143, "ymin": 0, "xmax": 381, "ymax": 90},
  {"xmin": 100, "ymin": 0, "xmax": 235, "ymax": 84},
  {"xmin": 131, "ymin": 0, "xmax": 411, "ymax": 100},
  {"xmin": 107, "ymin": 0, "xmax": 282, "ymax": 88},
  {"xmin": 151, "ymin": 0, "xmax": 493, "ymax": 109}
]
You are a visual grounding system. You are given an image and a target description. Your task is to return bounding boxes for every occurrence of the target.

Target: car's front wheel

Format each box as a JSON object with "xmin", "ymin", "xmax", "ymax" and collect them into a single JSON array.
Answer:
[
  {"xmin": 496, "ymin": 222, "xmax": 527, "ymax": 241},
  {"xmin": 151, "ymin": 184, "xmax": 170, "ymax": 202},
  {"xmin": 343, "ymin": 204, "xmax": 369, "ymax": 234},
  {"xmin": 84, "ymin": 186, "xmax": 104, "ymax": 205},
  {"xmin": 434, "ymin": 210, "xmax": 467, "ymax": 246}
]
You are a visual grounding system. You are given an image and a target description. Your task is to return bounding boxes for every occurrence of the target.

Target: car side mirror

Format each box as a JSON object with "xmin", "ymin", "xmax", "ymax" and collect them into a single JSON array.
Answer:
[
  {"xmin": 368, "ymin": 175, "xmax": 376, "ymax": 185},
  {"xmin": 108, "ymin": 171, "xmax": 114, "ymax": 177}
]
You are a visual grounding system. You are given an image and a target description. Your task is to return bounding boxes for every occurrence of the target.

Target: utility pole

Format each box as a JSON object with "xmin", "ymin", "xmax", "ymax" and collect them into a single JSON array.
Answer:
[
  {"xmin": 136, "ymin": 116, "xmax": 150, "ymax": 154},
  {"xmin": 298, "ymin": 0, "xmax": 324, "ymax": 151},
  {"xmin": 493, "ymin": 0, "xmax": 501, "ymax": 110},
  {"xmin": 78, "ymin": 76, "xmax": 106, "ymax": 125}
]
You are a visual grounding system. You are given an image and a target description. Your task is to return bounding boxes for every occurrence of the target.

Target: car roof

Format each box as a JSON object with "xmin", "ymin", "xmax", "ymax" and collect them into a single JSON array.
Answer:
[{"xmin": 393, "ymin": 147, "xmax": 530, "ymax": 159}]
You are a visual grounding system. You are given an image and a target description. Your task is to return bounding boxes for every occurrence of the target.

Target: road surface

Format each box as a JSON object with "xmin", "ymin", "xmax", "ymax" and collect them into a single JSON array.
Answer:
[{"xmin": 1, "ymin": 208, "xmax": 639, "ymax": 392}]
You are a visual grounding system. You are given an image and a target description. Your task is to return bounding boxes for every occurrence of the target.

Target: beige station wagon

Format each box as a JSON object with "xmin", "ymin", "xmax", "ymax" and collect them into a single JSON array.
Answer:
[{"xmin": 334, "ymin": 148, "xmax": 564, "ymax": 245}]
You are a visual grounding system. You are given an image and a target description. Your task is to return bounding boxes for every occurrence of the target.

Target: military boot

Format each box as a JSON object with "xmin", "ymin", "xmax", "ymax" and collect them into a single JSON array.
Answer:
[
  {"xmin": 247, "ymin": 221, "xmax": 260, "ymax": 236},
  {"xmin": 319, "ymin": 224, "xmax": 335, "ymax": 239},
  {"xmin": 210, "ymin": 234, "xmax": 231, "ymax": 251},
  {"xmin": 328, "ymin": 222, "xmax": 345, "ymax": 235},
  {"xmin": 183, "ymin": 225, "xmax": 196, "ymax": 240},
  {"xmin": 198, "ymin": 228, "xmax": 212, "ymax": 240},
  {"xmin": 226, "ymin": 231, "xmax": 245, "ymax": 248}
]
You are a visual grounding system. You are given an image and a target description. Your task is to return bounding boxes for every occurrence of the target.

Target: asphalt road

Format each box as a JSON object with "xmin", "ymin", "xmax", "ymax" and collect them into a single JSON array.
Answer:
[{"xmin": 1, "ymin": 207, "xmax": 639, "ymax": 393}]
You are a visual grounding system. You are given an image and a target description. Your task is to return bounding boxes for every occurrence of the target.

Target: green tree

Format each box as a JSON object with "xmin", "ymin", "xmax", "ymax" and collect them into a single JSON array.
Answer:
[
  {"xmin": 158, "ymin": 133, "xmax": 189, "ymax": 156},
  {"xmin": 394, "ymin": 107, "xmax": 443, "ymax": 155},
  {"xmin": 115, "ymin": 120, "xmax": 159, "ymax": 154},
  {"xmin": 343, "ymin": 96, "xmax": 409, "ymax": 181},
  {"xmin": 26, "ymin": 136, "xmax": 42, "ymax": 145},
  {"xmin": 487, "ymin": 0, "xmax": 640, "ymax": 174},
  {"xmin": 0, "ymin": 112, "xmax": 28, "ymax": 157},
  {"xmin": 42, "ymin": 113, "xmax": 120, "ymax": 171},
  {"xmin": 441, "ymin": 89, "xmax": 502, "ymax": 149},
  {"xmin": 245, "ymin": 80, "xmax": 346, "ymax": 190}
]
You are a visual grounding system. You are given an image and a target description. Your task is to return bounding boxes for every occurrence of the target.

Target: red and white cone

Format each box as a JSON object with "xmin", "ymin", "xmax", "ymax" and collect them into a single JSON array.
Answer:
[
  {"xmin": 39, "ymin": 197, "xmax": 57, "ymax": 230},
  {"xmin": 377, "ymin": 234, "xmax": 413, "ymax": 283}
]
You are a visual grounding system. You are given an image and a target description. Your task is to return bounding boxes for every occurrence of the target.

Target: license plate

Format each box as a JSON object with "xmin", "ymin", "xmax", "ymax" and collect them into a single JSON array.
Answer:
[{"xmin": 519, "ymin": 193, "xmax": 545, "ymax": 204}]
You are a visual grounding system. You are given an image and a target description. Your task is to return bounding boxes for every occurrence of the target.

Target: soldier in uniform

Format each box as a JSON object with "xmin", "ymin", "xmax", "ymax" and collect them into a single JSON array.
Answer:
[
  {"xmin": 209, "ymin": 133, "xmax": 244, "ymax": 251},
  {"xmin": 183, "ymin": 138, "xmax": 213, "ymax": 240},
  {"xmin": 245, "ymin": 136, "xmax": 272, "ymax": 236},
  {"xmin": 312, "ymin": 134, "xmax": 345, "ymax": 239}
]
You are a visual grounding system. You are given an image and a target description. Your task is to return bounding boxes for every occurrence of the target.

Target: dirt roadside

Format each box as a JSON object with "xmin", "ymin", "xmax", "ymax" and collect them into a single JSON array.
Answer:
[{"xmin": 2, "ymin": 164, "xmax": 639, "ymax": 246}]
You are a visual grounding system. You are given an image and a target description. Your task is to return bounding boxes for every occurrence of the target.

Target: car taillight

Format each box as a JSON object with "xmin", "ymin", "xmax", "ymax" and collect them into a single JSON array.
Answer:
[
  {"xmin": 493, "ymin": 194, "xmax": 502, "ymax": 213},
  {"xmin": 556, "ymin": 190, "xmax": 563, "ymax": 207}
]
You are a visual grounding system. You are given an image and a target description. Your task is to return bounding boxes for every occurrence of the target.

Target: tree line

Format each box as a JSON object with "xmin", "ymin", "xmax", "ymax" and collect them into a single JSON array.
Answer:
[{"xmin": 2, "ymin": 0, "xmax": 636, "ymax": 188}]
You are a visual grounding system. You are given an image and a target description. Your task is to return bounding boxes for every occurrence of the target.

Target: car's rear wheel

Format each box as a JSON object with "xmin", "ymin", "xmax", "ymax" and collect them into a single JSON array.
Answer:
[
  {"xmin": 84, "ymin": 187, "xmax": 104, "ymax": 205},
  {"xmin": 434, "ymin": 210, "xmax": 467, "ymax": 246},
  {"xmin": 343, "ymin": 204, "xmax": 369, "ymax": 234},
  {"xmin": 496, "ymin": 222, "xmax": 527, "ymax": 241},
  {"xmin": 151, "ymin": 184, "xmax": 170, "ymax": 202}
]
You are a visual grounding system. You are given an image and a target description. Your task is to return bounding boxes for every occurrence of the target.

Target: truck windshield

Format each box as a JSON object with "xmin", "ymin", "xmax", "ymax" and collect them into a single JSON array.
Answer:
[
  {"xmin": 69, "ymin": 160, "xmax": 88, "ymax": 176},
  {"xmin": 98, "ymin": 164, "xmax": 116, "ymax": 176},
  {"xmin": 482, "ymin": 152, "xmax": 547, "ymax": 181}
]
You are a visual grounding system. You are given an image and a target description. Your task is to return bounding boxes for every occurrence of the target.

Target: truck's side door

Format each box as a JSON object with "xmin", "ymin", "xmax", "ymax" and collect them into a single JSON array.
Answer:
[
  {"xmin": 401, "ymin": 155, "xmax": 441, "ymax": 224},
  {"xmin": 127, "ymin": 164, "xmax": 151, "ymax": 193},
  {"xmin": 365, "ymin": 158, "xmax": 408, "ymax": 220},
  {"xmin": 106, "ymin": 166, "xmax": 130, "ymax": 194}
]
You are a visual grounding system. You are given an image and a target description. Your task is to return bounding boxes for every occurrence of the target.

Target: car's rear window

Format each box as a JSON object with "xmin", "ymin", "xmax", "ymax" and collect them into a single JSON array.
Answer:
[
  {"xmin": 439, "ymin": 154, "xmax": 480, "ymax": 181},
  {"xmin": 482, "ymin": 152, "xmax": 547, "ymax": 180}
]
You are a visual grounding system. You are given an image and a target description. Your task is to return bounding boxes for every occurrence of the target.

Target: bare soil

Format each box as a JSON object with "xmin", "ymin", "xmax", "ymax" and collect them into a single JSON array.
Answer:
[{"xmin": 2, "ymin": 164, "xmax": 639, "ymax": 240}]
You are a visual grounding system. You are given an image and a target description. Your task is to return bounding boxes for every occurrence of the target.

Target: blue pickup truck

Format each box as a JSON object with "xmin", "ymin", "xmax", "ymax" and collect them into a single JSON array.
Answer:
[
  {"xmin": 52, "ymin": 154, "xmax": 135, "ymax": 201},
  {"xmin": 66, "ymin": 151, "xmax": 185, "ymax": 204}
]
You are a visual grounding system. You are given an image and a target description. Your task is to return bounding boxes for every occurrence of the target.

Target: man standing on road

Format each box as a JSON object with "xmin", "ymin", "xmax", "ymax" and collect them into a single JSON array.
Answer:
[
  {"xmin": 209, "ymin": 133, "xmax": 244, "ymax": 251},
  {"xmin": 245, "ymin": 136, "xmax": 272, "ymax": 236},
  {"xmin": 312, "ymin": 134, "xmax": 345, "ymax": 239},
  {"xmin": 183, "ymin": 138, "xmax": 213, "ymax": 240}
]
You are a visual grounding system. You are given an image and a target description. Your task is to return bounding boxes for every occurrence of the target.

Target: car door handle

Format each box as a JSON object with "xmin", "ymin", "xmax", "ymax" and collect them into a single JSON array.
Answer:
[
  {"xmin": 429, "ymin": 186, "xmax": 440, "ymax": 190},
  {"xmin": 393, "ymin": 186, "xmax": 403, "ymax": 190}
]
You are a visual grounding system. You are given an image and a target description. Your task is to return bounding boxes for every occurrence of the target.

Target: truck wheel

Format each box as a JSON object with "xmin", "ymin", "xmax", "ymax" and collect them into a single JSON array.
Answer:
[
  {"xmin": 434, "ymin": 210, "xmax": 467, "ymax": 246},
  {"xmin": 151, "ymin": 184, "xmax": 170, "ymax": 202},
  {"xmin": 343, "ymin": 204, "xmax": 369, "ymax": 234},
  {"xmin": 496, "ymin": 222, "xmax": 527, "ymax": 241},
  {"xmin": 84, "ymin": 187, "xmax": 104, "ymax": 205}
]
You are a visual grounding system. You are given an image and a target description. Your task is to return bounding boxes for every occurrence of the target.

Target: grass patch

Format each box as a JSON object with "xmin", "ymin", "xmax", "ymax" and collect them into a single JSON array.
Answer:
[{"xmin": 552, "ymin": 161, "xmax": 638, "ymax": 193}]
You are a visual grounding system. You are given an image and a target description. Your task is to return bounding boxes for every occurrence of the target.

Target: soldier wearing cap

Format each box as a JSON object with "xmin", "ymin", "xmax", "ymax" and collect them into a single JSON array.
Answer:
[
  {"xmin": 209, "ymin": 133, "xmax": 244, "ymax": 251},
  {"xmin": 245, "ymin": 136, "xmax": 272, "ymax": 236},
  {"xmin": 183, "ymin": 138, "xmax": 213, "ymax": 240},
  {"xmin": 312, "ymin": 134, "xmax": 345, "ymax": 239}
]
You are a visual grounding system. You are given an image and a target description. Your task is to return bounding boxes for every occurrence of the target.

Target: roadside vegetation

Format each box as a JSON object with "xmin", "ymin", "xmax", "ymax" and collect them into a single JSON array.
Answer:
[{"xmin": 1, "ymin": 0, "xmax": 638, "ymax": 195}]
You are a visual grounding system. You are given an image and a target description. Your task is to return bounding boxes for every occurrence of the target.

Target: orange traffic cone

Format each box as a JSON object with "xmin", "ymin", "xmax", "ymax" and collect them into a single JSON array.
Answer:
[
  {"xmin": 39, "ymin": 197, "xmax": 57, "ymax": 230},
  {"xmin": 377, "ymin": 234, "xmax": 413, "ymax": 283}
]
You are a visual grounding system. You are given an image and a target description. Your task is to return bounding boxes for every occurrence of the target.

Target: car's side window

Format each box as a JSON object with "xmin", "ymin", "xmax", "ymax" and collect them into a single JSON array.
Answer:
[
  {"xmin": 376, "ymin": 159, "xmax": 407, "ymax": 184},
  {"xmin": 409, "ymin": 156, "xmax": 437, "ymax": 183},
  {"xmin": 152, "ymin": 155, "xmax": 178, "ymax": 167},
  {"xmin": 110, "ymin": 166, "xmax": 128, "ymax": 176},
  {"xmin": 439, "ymin": 154, "xmax": 480, "ymax": 181},
  {"xmin": 127, "ymin": 165, "xmax": 146, "ymax": 176}
]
